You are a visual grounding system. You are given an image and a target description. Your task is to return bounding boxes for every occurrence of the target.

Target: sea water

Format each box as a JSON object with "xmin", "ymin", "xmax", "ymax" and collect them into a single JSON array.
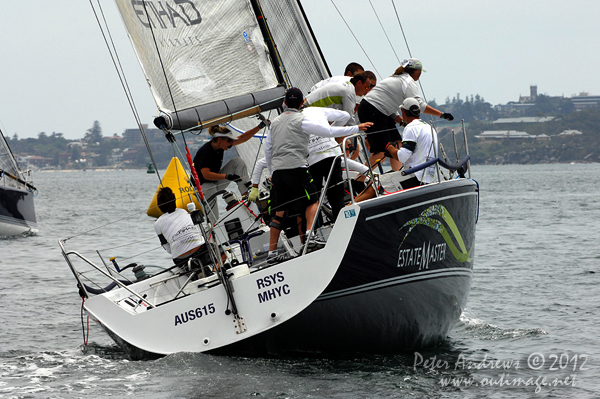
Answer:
[{"xmin": 1, "ymin": 164, "xmax": 598, "ymax": 398}]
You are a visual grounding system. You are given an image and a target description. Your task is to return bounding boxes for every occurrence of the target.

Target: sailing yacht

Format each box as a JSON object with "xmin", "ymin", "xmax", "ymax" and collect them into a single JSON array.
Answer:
[{"xmin": 60, "ymin": 0, "xmax": 478, "ymax": 359}]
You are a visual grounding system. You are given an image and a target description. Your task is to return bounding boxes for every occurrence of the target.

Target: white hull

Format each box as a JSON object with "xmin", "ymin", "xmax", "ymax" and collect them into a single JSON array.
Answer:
[{"xmin": 82, "ymin": 204, "xmax": 360, "ymax": 356}]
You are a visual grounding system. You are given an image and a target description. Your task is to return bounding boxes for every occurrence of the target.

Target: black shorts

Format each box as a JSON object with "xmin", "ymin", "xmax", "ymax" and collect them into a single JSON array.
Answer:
[
  {"xmin": 269, "ymin": 168, "xmax": 318, "ymax": 214},
  {"xmin": 357, "ymin": 99, "xmax": 401, "ymax": 153}
]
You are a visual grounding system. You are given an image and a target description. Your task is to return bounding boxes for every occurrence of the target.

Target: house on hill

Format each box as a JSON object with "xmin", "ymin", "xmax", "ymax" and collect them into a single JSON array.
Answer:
[
  {"xmin": 558, "ymin": 129, "xmax": 583, "ymax": 136},
  {"xmin": 475, "ymin": 130, "xmax": 535, "ymax": 141}
]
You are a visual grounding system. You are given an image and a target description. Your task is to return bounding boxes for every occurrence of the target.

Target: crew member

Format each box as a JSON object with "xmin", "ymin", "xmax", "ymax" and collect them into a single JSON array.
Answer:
[
  {"xmin": 154, "ymin": 187, "xmax": 217, "ymax": 275},
  {"xmin": 193, "ymin": 122, "xmax": 267, "ymax": 223},
  {"xmin": 357, "ymin": 58, "xmax": 453, "ymax": 171},
  {"xmin": 384, "ymin": 97, "xmax": 439, "ymax": 186},
  {"xmin": 305, "ymin": 72, "xmax": 374, "ymax": 126},
  {"xmin": 309, "ymin": 62, "xmax": 365, "ymax": 92}
]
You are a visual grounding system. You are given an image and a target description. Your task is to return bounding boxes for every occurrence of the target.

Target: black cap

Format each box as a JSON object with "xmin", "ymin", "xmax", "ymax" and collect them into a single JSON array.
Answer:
[{"xmin": 285, "ymin": 87, "xmax": 304, "ymax": 109}]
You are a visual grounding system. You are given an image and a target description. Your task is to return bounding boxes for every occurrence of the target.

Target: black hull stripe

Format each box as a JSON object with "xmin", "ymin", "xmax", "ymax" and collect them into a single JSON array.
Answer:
[
  {"xmin": 317, "ymin": 268, "xmax": 473, "ymax": 301},
  {"xmin": 365, "ymin": 191, "xmax": 478, "ymax": 221}
]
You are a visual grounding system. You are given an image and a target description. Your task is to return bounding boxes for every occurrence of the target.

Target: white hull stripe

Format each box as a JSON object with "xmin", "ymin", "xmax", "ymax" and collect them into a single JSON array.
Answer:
[
  {"xmin": 317, "ymin": 268, "xmax": 473, "ymax": 301},
  {"xmin": 365, "ymin": 191, "xmax": 478, "ymax": 221}
]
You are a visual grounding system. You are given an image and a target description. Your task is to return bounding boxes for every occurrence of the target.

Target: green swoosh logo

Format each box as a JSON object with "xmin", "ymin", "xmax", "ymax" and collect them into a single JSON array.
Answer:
[{"xmin": 400, "ymin": 204, "xmax": 472, "ymax": 263}]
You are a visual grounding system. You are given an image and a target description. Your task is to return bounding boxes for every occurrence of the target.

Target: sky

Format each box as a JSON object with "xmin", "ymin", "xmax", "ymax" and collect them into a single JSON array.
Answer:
[{"xmin": 1, "ymin": 0, "xmax": 599, "ymax": 140}]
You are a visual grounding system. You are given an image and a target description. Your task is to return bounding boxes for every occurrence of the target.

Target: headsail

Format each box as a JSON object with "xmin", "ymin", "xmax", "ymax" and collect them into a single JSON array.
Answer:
[{"xmin": 256, "ymin": 0, "xmax": 331, "ymax": 92}]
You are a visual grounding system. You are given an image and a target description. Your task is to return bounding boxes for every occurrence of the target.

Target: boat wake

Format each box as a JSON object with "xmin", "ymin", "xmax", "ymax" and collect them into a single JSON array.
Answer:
[{"xmin": 455, "ymin": 311, "xmax": 548, "ymax": 341}]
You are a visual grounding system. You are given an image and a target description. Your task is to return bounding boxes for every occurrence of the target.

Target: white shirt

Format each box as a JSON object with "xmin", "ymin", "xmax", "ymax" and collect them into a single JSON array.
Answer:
[
  {"xmin": 396, "ymin": 119, "xmax": 438, "ymax": 183},
  {"xmin": 265, "ymin": 107, "xmax": 359, "ymax": 173},
  {"xmin": 363, "ymin": 73, "xmax": 427, "ymax": 118},
  {"xmin": 154, "ymin": 208, "xmax": 205, "ymax": 259},
  {"xmin": 305, "ymin": 82, "xmax": 358, "ymax": 125},
  {"xmin": 309, "ymin": 75, "xmax": 351, "ymax": 93},
  {"xmin": 251, "ymin": 157, "xmax": 270, "ymax": 185}
]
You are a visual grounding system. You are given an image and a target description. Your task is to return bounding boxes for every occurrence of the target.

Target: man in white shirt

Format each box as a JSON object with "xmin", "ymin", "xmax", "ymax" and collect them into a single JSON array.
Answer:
[
  {"xmin": 305, "ymin": 72, "xmax": 374, "ymax": 126},
  {"xmin": 154, "ymin": 187, "xmax": 219, "ymax": 275},
  {"xmin": 384, "ymin": 97, "xmax": 439, "ymax": 186},
  {"xmin": 309, "ymin": 62, "xmax": 364, "ymax": 93}
]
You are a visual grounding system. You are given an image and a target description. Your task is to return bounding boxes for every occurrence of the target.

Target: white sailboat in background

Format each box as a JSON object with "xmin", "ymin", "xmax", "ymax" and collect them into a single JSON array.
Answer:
[
  {"xmin": 61, "ymin": 0, "xmax": 478, "ymax": 359},
  {"xmin": 0, "ymin": 128, "xmax": 37, "ymax": 236}
]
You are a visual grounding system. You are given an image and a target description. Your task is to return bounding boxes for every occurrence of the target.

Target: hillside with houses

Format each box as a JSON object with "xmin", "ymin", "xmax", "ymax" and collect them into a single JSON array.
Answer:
[{"xmin": 5, "ymin": 85, "xmax": 600, "ymax": 169}]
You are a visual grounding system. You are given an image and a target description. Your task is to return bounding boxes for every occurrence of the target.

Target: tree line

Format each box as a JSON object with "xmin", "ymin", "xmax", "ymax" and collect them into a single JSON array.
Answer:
[{"xmin": 7, "ymin": 98, "xmax": 600, "ymax": 168}]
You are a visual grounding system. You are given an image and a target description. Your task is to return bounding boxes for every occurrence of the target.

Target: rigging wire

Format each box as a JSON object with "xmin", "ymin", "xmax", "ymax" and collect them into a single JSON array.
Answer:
[
  {"xmin": 252, "ymin": 0, "xmax": 292, "ymax": 88},
  {"xmin": 390, "ymin": 0, "xmax": 451, "ymax": 173},
  {"xmin": 329, "ymin": 0, "xmax": 382, "ymax": 79},
  {"xmin": 368, "ymin": 0, "xmax": 401, "ymax": 64},
  {"xmin": 89, "ymin": 0, "xmax": 163, "ymax": 183},
  {"xmin": 139, "ymin": 1, "xmax": 189, "ymax": 150},
  {"xmin": 391, "ymin": 0, "xmax": 412, "ymax": 58}
]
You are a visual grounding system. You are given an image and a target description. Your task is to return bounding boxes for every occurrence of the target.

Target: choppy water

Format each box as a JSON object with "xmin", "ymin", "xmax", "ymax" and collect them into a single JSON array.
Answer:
[{"xmin": 1, "ymin": 164, "xmax": 599, "ymax": 398}]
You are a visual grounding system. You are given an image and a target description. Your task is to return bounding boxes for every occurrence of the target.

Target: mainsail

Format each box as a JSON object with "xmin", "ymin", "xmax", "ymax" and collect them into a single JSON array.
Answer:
[
  {"xmin": 116, "ymin": 0, "xmax": 281, "ymax": 130},
  {"xmin": 114, "ymin": 0, "xmax": 330, "ymax": 131}
]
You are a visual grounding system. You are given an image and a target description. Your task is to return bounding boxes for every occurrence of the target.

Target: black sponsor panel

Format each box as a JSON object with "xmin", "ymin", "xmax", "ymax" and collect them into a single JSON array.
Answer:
[{"xmin": 325, "ymin": 180, "xmax": 477, "ymax": 293}]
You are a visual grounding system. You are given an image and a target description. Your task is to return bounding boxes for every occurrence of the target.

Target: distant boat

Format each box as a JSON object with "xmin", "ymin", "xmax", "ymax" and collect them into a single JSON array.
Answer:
[
  {"xmin": 0, "ymin": 128, "xmax": 37, "ymax": 236},
  {"xmin": 147, "ymin": 163, "xmax": 155, "ymax": 174}
]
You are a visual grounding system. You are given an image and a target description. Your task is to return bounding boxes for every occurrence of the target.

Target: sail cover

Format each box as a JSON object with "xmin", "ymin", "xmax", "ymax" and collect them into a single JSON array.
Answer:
[{"xmin": 115, "ymin": 0, "xmax": 282, "ymax": 130}]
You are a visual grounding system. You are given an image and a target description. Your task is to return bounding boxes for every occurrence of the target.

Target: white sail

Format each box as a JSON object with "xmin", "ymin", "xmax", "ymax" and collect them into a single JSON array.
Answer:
[
  {"xmin": 115, "ymin": 0, "xmax": 281, "ymax": 129},
  {"xmin": 114, "ymin": 1, "xmax": 333, "ymax": 171},
  {"xmin": 257, "ymin": 0, "xmax": 330, "ymax": 92}
]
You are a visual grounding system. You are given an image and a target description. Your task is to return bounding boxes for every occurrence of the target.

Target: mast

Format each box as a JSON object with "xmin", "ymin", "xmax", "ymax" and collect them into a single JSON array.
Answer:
[{"xmin": 248, "ymin": 0, "xmax": 287, "ymax": 87}]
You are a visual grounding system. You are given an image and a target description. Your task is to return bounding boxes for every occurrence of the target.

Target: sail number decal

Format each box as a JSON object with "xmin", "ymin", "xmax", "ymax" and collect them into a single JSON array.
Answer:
[
  {"xmin": 174, "ymin": 303, "xmax": 215, "ymax": 326},
  {"xmin": 256, "ymin": 271, "xmax": 290, "ymax": 303}
]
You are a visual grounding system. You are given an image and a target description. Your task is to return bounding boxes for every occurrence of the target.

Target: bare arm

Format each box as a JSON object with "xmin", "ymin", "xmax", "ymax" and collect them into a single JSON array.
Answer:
[
  {"xmin": 232, "ymin": 124, "xmax": 263, "ymax": 146},
  {"xmin": 201, "ymin": 167, "xmax": 226, "ymax": 182},
  {"xmin": 424, "ymin": 104, "xmax": 443, "ymax": 117}
]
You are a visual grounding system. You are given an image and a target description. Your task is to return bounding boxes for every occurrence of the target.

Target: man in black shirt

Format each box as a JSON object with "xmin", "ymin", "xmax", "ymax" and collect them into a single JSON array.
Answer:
[{"xmin": 193, "ymin": 123, "xmax": 266, "ymax": 223}]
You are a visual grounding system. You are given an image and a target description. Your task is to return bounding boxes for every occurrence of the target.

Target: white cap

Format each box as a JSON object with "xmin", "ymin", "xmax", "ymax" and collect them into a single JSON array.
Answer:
[
  {"xmin": 212, "ymin": 130, "xmax": 236, "ymax": 140},
  {"xmin": 401, "ymin": 97, "xmax": 421, "ymax": 116},
  {"xmin": 401, "ymin": 58, "xmax": 426, "ymax": 72}
]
